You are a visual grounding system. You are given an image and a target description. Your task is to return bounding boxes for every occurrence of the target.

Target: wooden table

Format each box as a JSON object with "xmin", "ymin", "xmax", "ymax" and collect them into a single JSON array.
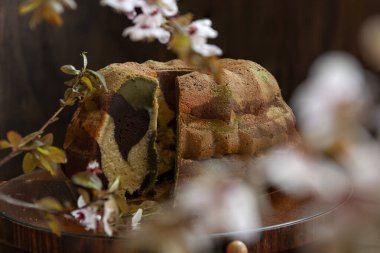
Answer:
[{"xmin": 0, "ymin": 170, "xmax": 348, "ymax": 253}]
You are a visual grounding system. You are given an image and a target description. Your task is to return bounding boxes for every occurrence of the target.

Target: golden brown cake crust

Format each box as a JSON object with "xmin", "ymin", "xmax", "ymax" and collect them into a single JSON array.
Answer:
[{"xmin": 177, "ymin": 59, "xmax": 298, "ymax": 159}]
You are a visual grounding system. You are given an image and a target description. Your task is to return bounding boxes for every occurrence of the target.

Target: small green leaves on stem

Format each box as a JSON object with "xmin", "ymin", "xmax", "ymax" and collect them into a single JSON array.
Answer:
[
  {"xmin": 0, "ymin": 131, "xmax": 42, "ymax": 151},
  {"xmin": 20, "ymin": 133, "xmax": 67, "ymax": 175},
  {"xmin": 60, "ymin": 53, "xmax": 107, "ymax": 107},
  {"xmin": 0, "ymin": 131, "xmax": 67, "ymax": 175}
]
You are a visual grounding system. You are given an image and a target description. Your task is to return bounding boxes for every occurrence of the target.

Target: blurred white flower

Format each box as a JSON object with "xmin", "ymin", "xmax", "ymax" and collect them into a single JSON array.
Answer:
[
  {"xmin": 187, "ymin": 19, "xmax": 223, "ymax": 57},
  {"xmin": 123, "ymin": 23, "xmax": 170, "ymax": 43},
  {"xmin": 176, "ymin": 173, "xmax": 260, "ymax": 241},
  {"xmin": 132, "ymin": 208, "xmax": 143, "ymax": 229},
  {"xmin": 259, "ymin": 147, "xmax": 349, "ymax": 201},
  {"xmin": 77, "ymin": 195, "xmax": 86, "ymax": 208},
  {"xmin": 71, "ymin": 195, "xmax": 101, "ymax": 232},
  {"xmin": 60, "ymin": 0, "xmax": 77, "ymax": 9},
  {"xmin": 86, "ymin": 160, "xmax": 102, "ymax": 174},
  {"xmin": 100, "ymin": 0, "xmax": 143, "ymax": 19},
  {"xmin": 141, "ymin": 0, "xmax": 178, "ymax": 17},
  {"xmin": 103, "ymin": 197, "xmax": 119, "ymax": 236},
  {"xmin": 122, "ymin": 9, "xmax": 170, "ymax": 44},
  {"xmin": 291, "ymin": 52, "xmax": 369, "ymax": 150},
  {"xmin": 135, "ymin": 10, "xmax": 166, "ymax": 28},
  {"xmin": 339, "ymin": 141, "xmax": 380, "ymax": 197},
  {"xmin": 48, "ymin": 1, "xmax": 65, "ymax": 13}
]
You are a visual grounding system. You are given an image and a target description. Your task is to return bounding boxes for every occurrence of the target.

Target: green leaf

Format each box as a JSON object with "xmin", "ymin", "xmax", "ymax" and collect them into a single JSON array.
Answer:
[
  {"xmin": 61, "ymin": 65, "xmax": 80, "ymax": 75},
  {"xmin": 72, "ymin": 172, "xmax": 103, "ymax": 191},
  {"xmin": 37, "ymin": 197, "xmax": 63, "ymax": 211},
  {"xmin": 7, "ymin": 131, "xmax": 22, "ymax": 147},
  {"xmin": 40, "ymin": 133, "xmax": 54, "ymax": 146},
  {"xmin": 37, "ymin": 154, "xmax": 56, "ymax": 176},
  {"xmin": 45, "ymin": 146, "xmax": 67, "ymax": 164},
  {"xmin": 19, "ymin": 0, "xmax": 41, "ymax": 15},
  {"xmin": 22, "ymin": 152, "xmax": 38, "ymax": 174},
  {"xmin": 37, "ymin": 147, "xmax": 49, "ymax": 156},
  {"xmin": 80, "ymin": 76, "xmax": 94, "ymax": 93},
  {"xmin": 43, "ymin": 212, "xmax": 61, "ymax": 237},
  {"xmin": 108, "ymin": 176, "xmax": 120, "ymax": 193},
  {"xmin": 169, "ymin": 34, "xmax": 192, "ymax": 59},
  {"xmin": 81, "ymin": 52, "xmax": 88, "ymax": 70},
  {"xmin": 0, "ymin": 140, "xmax": 12, "ymax": 150},
  {"xmin": 86, "ymin": 70, "xmax": 107, "ymax": 90}
]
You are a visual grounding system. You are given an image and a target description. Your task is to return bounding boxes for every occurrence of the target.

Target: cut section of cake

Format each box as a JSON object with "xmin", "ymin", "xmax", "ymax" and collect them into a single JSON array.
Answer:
[{"xmin": 64, "ymin": 63, "xmax": 160, "ymax": 197}]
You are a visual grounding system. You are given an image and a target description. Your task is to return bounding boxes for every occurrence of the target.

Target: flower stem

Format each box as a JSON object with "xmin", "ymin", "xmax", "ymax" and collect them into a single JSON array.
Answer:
[{"xmin": 38, "ymin": 105, "xmax": 65, "ymax": 133}]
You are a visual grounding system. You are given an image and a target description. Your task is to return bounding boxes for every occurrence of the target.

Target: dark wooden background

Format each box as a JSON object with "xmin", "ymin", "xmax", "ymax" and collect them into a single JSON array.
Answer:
[{"xmin": 1, "ymin": 0, "xmax": 380, "ymax": 179}]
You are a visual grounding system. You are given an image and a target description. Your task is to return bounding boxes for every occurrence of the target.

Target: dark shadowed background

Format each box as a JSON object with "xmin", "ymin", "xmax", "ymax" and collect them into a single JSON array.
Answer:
[{"xmin": 1, "ymin": 0, "xmax": 380, "ymax": 179}]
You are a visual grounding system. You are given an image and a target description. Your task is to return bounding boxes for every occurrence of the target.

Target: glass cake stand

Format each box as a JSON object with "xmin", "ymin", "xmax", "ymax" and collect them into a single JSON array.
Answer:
[{"xmin": 0, "ymin": 170, "xmax": 349, "ymax": 253}]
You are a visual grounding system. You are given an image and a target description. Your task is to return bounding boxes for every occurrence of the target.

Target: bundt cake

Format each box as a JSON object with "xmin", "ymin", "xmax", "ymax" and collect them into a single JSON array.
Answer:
[{"xmin": 63, "ymin": 59, "xmax": 298, "ymax": 198}]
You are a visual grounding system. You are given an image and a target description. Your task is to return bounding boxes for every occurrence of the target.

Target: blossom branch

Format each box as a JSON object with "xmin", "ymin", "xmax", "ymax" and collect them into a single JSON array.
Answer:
[{"xmin": 101, "ymin": 0, "xmax": 223, "ymax": 71}]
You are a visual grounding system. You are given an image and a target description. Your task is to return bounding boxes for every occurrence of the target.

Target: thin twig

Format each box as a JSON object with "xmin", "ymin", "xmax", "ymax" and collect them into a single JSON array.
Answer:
[
  {"xmin": 0, "ymin": 105, "xmax": 66, "ymax": 169},
  {"xmin": 38, "ymin": 105, "xmax": 65, "ymax": 133}
]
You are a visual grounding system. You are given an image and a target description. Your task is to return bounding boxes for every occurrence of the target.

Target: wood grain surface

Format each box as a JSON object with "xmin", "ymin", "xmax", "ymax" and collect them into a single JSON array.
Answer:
[{"xmin": 0, "ymin": 0, "xmax": 379, "ymax": 175}]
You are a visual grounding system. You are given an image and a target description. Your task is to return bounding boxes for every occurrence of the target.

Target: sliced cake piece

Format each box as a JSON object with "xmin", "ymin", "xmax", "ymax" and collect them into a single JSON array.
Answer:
[{"xmin": 64, "ymin": 63, "xmax": 159, "ymax": 197}]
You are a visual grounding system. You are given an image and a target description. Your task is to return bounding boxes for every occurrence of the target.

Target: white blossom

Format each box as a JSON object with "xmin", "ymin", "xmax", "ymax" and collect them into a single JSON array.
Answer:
[
  {"xmin": 122, "ymin": 19, "xmax": 169, "ymax": 43},
  {"xmin": 132, "ymin": 208, "xmax": 143, "ymax": 229},
  {"xmin": 141, "ymin": 0, "xmax": 178, "ymax": 17},
  {"xmin": 100, "ymin": 0, "xmax": 143, "ymax": 19},
  {"xmin": 291, "ymin": 52, "xmax": 369, "ymax": 150},
  {"xmin": 87, "ymin": 160, "xmax": 102, "ymax": 174},
  {"xmin": 48, "ymin": 1, "xmax": 64, "ymax": 13},
  {"xmin": 59, "ymin": 0, "xmax": 77, "ymax": 9},
  {"xmin": 71, "ymin": 207, "xmax": 100, "ymax": 231},
  {"xmin": 134, "ymin": 10, "xmax": 166, "ymax": 28},
  {"xmin": 187, "ymin": 19, "xmax": 222, "ymax": 57},
  {"xmin": 339, "ymin": 141, "xmax": 380, "ymax": 197},
  {"xmin": 77, "ymin": 195, "xmax": 86, "ymax": 208},
  {"xmin": 123, "ymin": 24, "xmax": 170, "ymax": 43},
  {"xmin": 176, "ymin": 173, "xmax": 260, "ymax": 241},
  {"xmin": 259, "ymin": 147, "xmax": 349, "ymax": 201}
]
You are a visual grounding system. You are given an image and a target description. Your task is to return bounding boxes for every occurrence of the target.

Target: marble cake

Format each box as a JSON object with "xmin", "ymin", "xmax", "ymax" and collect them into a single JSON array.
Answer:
[{"xmin": 63, "ymin": 59, "xmax": 298, "ymax": 198}]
